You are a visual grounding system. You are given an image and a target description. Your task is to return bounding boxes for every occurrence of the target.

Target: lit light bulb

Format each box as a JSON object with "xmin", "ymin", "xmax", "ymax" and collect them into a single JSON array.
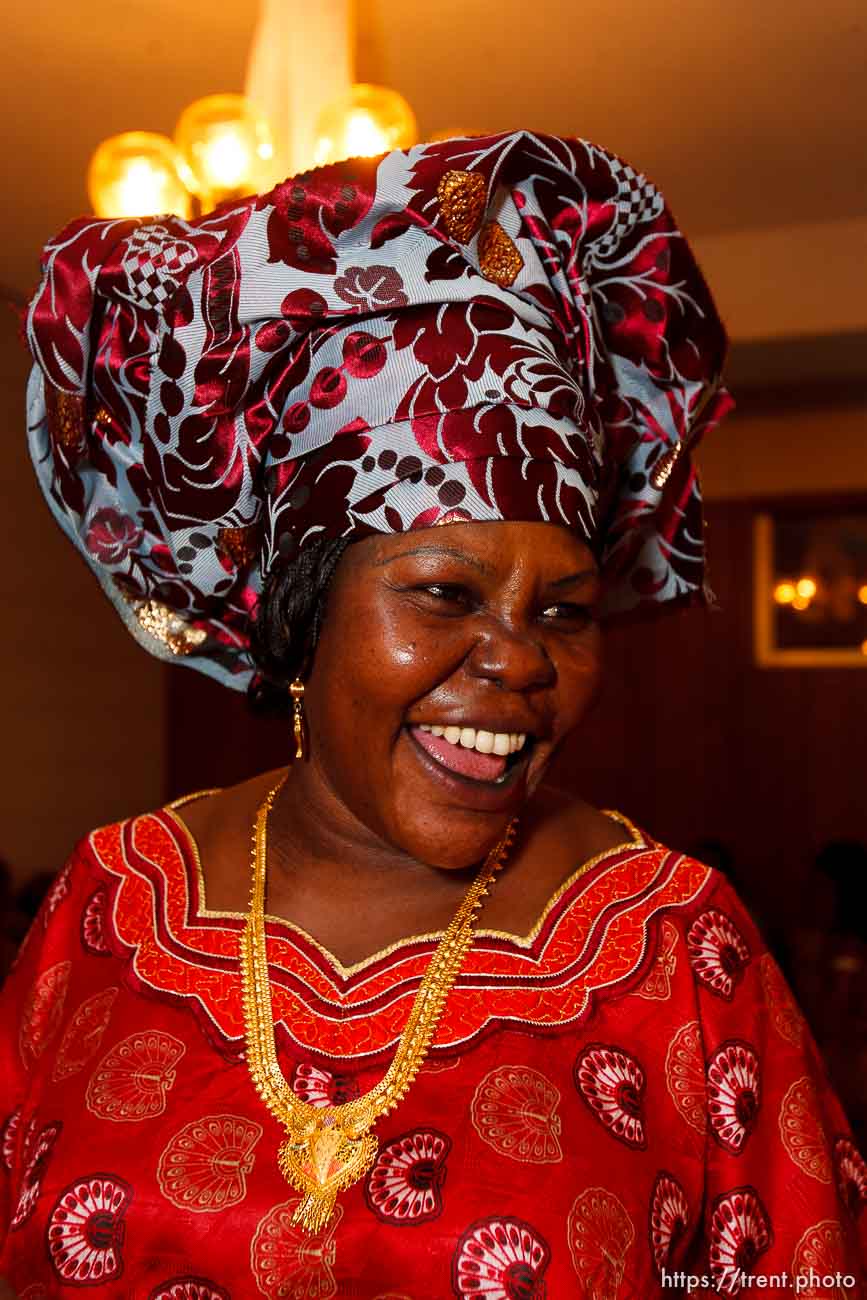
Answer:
[
  {"xmin": 858, "ymin": 584, "xmax": 867, "ymax": 606},
  {"xmin": 87, "ymin": 132, "xmax": 192, "ymax": 219},
  {"xmin": 312, "ymin": 84, "xmax": 417, "ymax": 167},
  {"xmin": 795, "ymin": 577, "xmax": 817, "ymax": 600},
  {"xmin": 175, "ymin": 94, "xmax": 274, "ymax": 210},
  {"xmin": 791, "ymin": 595, "xmax": 811, "ymax": 611},
  {"xmin": 773, "ymin": 581, "xmax": 796, "ymax": 605}
]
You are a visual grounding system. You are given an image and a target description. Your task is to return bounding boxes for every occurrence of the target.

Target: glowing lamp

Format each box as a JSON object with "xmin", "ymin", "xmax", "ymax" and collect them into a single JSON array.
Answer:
[
  {"xmin": 87, "ymin": 132, "xmax": 193, "ymax": 219},
  {"xmin": 773, "ymin": 581, "xmax": 796, "ymax": 605},
  {"xmin": 858, "ymin": 584, "xmax": 867, "ymax": 606},
  {"xmin": 795, "ymin": 577, "xmax": 817, "ymax": 600},
  {"xmin": 175, "ymin": 94, "xmax": 274, "ymax": 209},
  {"xmin": 313, "ymin": 83, "xmax": 417, "ymax": 166},
  {"xmin": 791, "ymin": 595, "xmax": 811, "ymax": 611}
]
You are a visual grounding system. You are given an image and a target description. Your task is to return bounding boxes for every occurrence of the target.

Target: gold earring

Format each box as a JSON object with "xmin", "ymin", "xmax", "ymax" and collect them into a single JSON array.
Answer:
[{"xmin": 289, "ymin": 677, "xmax": 308, "ymax": 760}]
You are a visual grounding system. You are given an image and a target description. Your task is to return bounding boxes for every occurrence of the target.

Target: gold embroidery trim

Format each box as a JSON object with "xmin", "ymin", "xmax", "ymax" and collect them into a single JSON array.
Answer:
[{"xmin": 164, "ymin": 797, "xmax": 644, "ymax": 979}]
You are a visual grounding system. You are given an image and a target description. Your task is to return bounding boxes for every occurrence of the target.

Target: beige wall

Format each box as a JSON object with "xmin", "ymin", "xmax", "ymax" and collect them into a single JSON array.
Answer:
[
  {"xmin": 698, "ymin": 399, "xmax": 867, "ymax": 500},
  {"xmin": 0, "ymin": 313, "xmax": 166, "ymax": 884}
]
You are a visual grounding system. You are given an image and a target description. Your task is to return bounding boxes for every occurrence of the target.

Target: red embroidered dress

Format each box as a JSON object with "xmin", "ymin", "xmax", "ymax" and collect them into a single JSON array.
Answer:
[{"xmin": 2, "ymin": 797, "xmax": 865, "ymax": 1298}]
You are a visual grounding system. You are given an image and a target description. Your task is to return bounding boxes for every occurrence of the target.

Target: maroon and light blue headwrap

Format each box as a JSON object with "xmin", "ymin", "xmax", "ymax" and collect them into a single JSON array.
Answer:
[{"xmin": 26, "ymin": 130, "xmax": 732, "ymax": 690}]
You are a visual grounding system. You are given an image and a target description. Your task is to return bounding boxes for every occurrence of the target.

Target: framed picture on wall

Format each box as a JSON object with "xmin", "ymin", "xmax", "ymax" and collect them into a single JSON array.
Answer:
[{"xmin": 754, "ymin": 499, "xmax": 867, "ymax": 666}]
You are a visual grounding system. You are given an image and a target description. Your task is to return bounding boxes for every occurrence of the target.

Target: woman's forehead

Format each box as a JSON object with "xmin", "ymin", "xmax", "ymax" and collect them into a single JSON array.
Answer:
[{"xmin": 351, "ymin": 521, "xmax": 598, "ymax": 573}]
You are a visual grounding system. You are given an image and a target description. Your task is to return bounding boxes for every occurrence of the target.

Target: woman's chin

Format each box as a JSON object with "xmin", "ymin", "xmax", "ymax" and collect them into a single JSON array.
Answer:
[{"xmin": 389, "ymin": 810, "xmax": 516, "ymax": 874}]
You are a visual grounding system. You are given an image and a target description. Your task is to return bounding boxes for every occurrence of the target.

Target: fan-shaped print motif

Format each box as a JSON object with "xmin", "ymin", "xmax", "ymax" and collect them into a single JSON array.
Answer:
[
  {"xmin": 365, "ymin": 1128, "xmax": 450, "ymax": 1224},
  {"xmin": 709, "ymin": 1186, "xmax": 772, "ymax": 1295},
  {"xmin": 422, "ymin": 1054, "xmax": 462, "ymax": 1074},
  {"xmin": 833, "ymin": 1136, "xmax": 867, "ymax": 1219},
  {"xmin": 792, "ymin": 1220, "xmax": 854, "ymax": 1298},
  {"xmin": 665, "ymin": 1022, "xmax": 707, "ymax": 1135},
  {"xmin": 706, "ymin": 1040, "xmax": 761, "ymax": 1155},
  {"xmin": 86, "ymin": 1030, "xmax": 185, "ymax": 1121},
  {"xmin": 148, "ymin": 1278, "xmax": 230, "ymax": 1300},
  {"xmin": 53, "ymin": 986, "xmax": 119, "ymax": 1082},
  {"xmin": 81, "ymin": 885, "xmax": 111, "ymax": 955},
  {"xmin": 649, "ymin": 1172, "xmax": 690, "ymax": 1276},
  {"xmin": 290, "ymin": 1061, "xmax": 359, "ymax": 1108},
  {"xmin": 471, "ymin": 1066, "xmax": 563, "ymax": 1164},
  {"xmin": 10, "ymin": 1120, "xmax": 62, "ymax": 1230},
  {"xmin": 567, "ymin": 1186, "xmax": 635, "ymax": 1299},
  {"xmin": 687, "ymin": 908, "xmax": 750, "ymax": 1001},
  {"xmin": 251, "ymin": 1198, "xmax": 342, "ymax": 1299},
  {"xmin": 2, "ymin": 1106, "xmax": 22, "ymax": 1171},
  {"xmin": 779, "ymin": 1078, "xmax": 832, "ymax": 1183},
  {"xmin": 758, "ymin": 953, "xmax": 804, "ymax": 1047},
  {"xmin": 574, "ymin": 1043, "xmax": 646, "ymax": 1149},
  {"xmin": 46, "ymin": 1172, "xmax": 132, "ymax": 1286},
  {"xmin": 157, "ymin": 1114, "xmax": 262, "ymax": 1212},
  {"xmin": 452, "ymin": 1215, "xmax": 551, "ymax": 1298},
  {"xmin": 634, "ymin": 919, "xmax": 679, "ymax": 1000},
  {"xmin": 20, "ymin": 960, "xmax": 71, "ymax": 1067}
]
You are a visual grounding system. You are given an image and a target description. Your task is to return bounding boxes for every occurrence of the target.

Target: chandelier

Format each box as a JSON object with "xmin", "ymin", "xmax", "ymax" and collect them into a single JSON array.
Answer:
[{"xmin": 86, "ymin": 2, "xmax": 449, "ymax": 220}]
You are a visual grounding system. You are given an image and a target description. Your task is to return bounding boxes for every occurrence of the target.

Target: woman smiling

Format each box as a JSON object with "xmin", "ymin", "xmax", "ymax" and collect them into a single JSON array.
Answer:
[{"xmin": 2, "ymin": 132, "xmax": 865, "ymax": 1296}]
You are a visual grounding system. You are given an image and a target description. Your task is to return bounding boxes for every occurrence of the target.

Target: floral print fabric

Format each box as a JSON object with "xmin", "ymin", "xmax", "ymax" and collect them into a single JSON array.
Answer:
[
  {"xmin": 25, "ymin": 131, "xmax": 733, "ymax": 690},
  {"xmin": 1, "ymin": 803, "xmax": 865, "ymax": 1296}
]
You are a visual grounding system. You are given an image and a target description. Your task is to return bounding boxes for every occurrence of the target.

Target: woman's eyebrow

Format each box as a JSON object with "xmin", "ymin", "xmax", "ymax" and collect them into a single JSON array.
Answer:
[
  {"xmin": 374, "ymin": 545, "xmax": 494, "ymax": 576},
  {"xmin": 547, "ymin": 568, "xmax": 599, "ymax": 589}
]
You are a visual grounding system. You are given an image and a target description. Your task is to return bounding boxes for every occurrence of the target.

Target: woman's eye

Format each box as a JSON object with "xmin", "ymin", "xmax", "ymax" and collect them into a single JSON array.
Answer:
[
  {"xmin": 420, "ymin": 584, "xmax": 471, "ymax": 604},
  {"xmin": 541, "ymin": 602, "xmax": 594, "ymax": 623}
]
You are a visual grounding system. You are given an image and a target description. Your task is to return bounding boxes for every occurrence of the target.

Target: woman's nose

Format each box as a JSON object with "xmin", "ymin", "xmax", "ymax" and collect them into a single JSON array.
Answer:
[{"xmin": 465, "ymin": 621, "xmax": 556, "ymax": 692}]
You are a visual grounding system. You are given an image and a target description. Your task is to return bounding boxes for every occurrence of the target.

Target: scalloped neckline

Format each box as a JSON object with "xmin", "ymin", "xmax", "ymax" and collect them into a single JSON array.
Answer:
[{"xmin": 164, "ymin": 790, "xmax": 646, "ymax": 980}]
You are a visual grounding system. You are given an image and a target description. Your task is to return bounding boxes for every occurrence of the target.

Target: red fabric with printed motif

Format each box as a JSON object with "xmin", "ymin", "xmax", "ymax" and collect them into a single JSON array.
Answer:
[{"xmin": 1, "ymin": 802, "xmax": 865, "ymax": 1297}]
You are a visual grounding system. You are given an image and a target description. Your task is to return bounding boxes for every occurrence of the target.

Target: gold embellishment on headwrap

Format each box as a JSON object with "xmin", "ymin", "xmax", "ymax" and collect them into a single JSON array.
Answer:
[
  {"xmin": 132, "ymin": 599, "xmax": 208, "ymax": 655},
  {"xmin": 437, "ymin": 170, "xmax": 487, "ymax": 243},
  {"xmin": 478, "ymin": 222, "xmax": 523, "ymax": 288},
  {"xmin": 435, "ymin": 508, "xmax": 472, "ymax": 527},
  {"xmin": 650, "ymin": 379, "xmax": 722, "ymax": 490},
  {"xmin": 45, "ymin": 386, "xmax": 86, "ymax": 455},
  {"xmin": 94, "ymin": 406, "xmax": 113, "ymax": 429},
  {"xmin": 650, "ymin": 444, "xmax": 681, "ymax": 490},
  {"xmin": 217, "ymin": 524, "xmax": 261, "ymax": 570}
]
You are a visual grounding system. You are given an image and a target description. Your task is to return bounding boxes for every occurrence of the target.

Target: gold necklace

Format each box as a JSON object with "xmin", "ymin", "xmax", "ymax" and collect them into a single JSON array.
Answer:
[{"xmin": 240, "ymin": 777, "xmax": 517, "ymax": 1233}]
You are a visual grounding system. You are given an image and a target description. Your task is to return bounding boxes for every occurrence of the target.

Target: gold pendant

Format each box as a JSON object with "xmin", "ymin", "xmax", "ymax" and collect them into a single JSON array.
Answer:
[{"xmin": 278, "ymin": 1122, "xmax": 379, "ymax": 1232}]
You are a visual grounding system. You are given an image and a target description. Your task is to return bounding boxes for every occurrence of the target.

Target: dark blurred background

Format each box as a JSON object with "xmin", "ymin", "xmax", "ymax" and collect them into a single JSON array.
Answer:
[{"xmin": 2, "ymin": 0, "xmax": 866, "ymax": 1136}]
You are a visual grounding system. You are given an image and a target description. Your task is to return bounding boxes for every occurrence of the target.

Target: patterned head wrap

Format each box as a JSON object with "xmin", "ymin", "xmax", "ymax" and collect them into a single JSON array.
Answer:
[{"xmin": 26, "ymin": 130, "xmax": 732, "ymax": 690}]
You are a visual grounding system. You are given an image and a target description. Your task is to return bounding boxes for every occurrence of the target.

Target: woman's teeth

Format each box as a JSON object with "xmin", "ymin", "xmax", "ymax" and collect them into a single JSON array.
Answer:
[{"xmin": 416, "ymin": 724, "xmax": 527, "ymax": 757}]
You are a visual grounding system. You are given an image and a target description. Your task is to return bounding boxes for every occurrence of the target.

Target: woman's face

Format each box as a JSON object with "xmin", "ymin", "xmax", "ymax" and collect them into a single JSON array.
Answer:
[{"xmin": 303, "ymin": 521, "xmax": 602, "ymax": 870}]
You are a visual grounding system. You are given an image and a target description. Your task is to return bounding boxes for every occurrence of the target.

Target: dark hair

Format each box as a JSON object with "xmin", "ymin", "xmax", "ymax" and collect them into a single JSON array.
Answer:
[{"xmin": 247, "ymin": 535, "xmax": 352, "ymax": 716}]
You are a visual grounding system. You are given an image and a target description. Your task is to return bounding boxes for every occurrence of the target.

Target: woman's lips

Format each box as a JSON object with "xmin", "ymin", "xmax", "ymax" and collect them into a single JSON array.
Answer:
[{"xmin": 408, "ymin": 725, "xmax": 508, "ymax": 783}]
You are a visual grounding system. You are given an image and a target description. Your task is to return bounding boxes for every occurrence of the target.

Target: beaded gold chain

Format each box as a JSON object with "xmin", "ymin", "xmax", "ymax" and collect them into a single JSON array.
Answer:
[{"xmin": 240, "ymin": 777, "xmax": 518, "ymax": 1232}]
